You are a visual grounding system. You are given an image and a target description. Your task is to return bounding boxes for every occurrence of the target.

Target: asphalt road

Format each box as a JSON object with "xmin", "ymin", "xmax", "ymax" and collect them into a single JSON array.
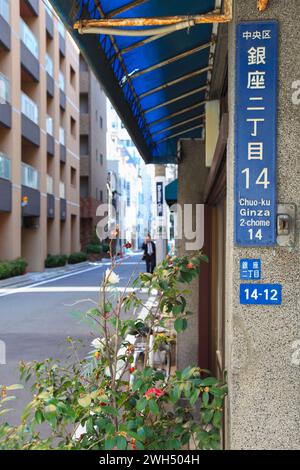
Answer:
[{"xmin": 0, "ymin": 253, "xmax": 147, "ymax": 425}]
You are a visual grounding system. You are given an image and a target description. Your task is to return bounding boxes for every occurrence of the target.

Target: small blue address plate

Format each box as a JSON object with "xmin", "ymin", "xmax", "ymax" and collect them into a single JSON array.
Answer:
[{"xmin": 240, "ymin": 283, "xmax": 282, "ymax": 305}]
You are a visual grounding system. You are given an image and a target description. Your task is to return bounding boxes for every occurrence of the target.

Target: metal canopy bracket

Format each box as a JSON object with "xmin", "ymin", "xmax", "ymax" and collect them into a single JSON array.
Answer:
[
  {"xmin": 145, "ymin": 91, "xmax": 206, "ymax": 115},
  {"xmin": 152, "ymin": 114, "xmax": 205, "ymax": 137},
  {"xmin": 74, "ymin": 0, "xmax": 233, "ymax": 31},
  {"xmin": 156, "ymin": 124, "xmax": 204, "ymax": 144},
  {"xmin": 139, "ymin": 66, "xmax": 212, "ymax": 99}
]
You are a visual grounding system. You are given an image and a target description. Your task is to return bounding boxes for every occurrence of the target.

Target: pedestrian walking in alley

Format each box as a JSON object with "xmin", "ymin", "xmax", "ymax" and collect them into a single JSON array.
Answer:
[{"xmin": 142, "ymin": 235, "xmax": 156, "ymax": 274}]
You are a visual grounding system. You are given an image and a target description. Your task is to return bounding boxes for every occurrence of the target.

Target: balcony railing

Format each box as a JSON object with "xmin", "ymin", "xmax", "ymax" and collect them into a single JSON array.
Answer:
[
  {"xmin": 21, "ymin": 92, "xmax": 38, "ymax": 124},
  {"xmin": 59, "ymin": 71, "xmax": 65, "ymax": 92},
  {"xmin": 46, "ymin": 174, "xmax": 54, "ymax": 194},
  {"xmin": 59, "ymin": 126, "xmax": 65, "ymax": 145},
  {"xmin": 0, "ymin": 72, "xmax": 10, "ymax": 104},
  {"xmin": 59, "ymin": 181, "xmax": 65, "ymax": 199},
  {"xmin": 58, "ymin": 19, "xmax": 65, "ymax": 38},
  {"xmin": 46, "ymin": 115, "xmax": 53, "ymax": 135},
  {"xmin": 0, "ymin": 152, "xmax": 11, "ymax": 180},
  {"xmin": 0, "ymin": 0, "xmax": 9, "ymax": 23},
  {"xmin": 21, "ymin": 162, "xmax": 39, "ymax": 190},
  {"xmin": 45, "ymin": 53, "xmax": 53, "ymax": 77},
  {"xmin": 20, "ymin": 19, "xmax": 39, "ymax": 59}
]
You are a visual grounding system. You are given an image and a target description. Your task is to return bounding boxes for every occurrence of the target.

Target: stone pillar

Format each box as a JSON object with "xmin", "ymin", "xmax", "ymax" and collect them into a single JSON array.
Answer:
[
  {"xmin": 154, "ymin": 165, "xmax": 168, "ymax": 264},
  {"xmin": 226, "ymin": 1, "xmax": 300, "ymax": 449},
  {"xmin": 177, "ymin": 140, "xmax": 209, "ymax": 370}
]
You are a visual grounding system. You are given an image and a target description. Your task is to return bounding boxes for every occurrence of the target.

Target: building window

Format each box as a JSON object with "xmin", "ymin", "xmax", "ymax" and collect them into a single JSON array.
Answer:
[
  {"xmin": 100, "ymin": 153, "xmax": 103, "ymax": 165},
  {"xmin": 96, "ymin": 110, "xmax": 98, "ymax": 121},
  {"xmin": 100, "ymin": 116, "xmax": 103, "ymax": 129},
  {"xmin": 80, "ymin": 93, "xmax": 89, "ymax": 113},
  {"xmin": 70, "ymin": 116, "xmax": 76, "ymax": 137},
  {"xmin": 45, "ymin": 53, "xmax": 54, "ymax": 77},
  {"xmin": 21, "ymin": 93, "xmax": 39, "ymax": 124},
  {"xmin": 80, "ymin": 135, "xmax": 89, "ymax": 156},
  {"xmin": 100, "ymin": 190, "xmax": 103, "ymax": 202},
  {"xmin": 59, "ymin": 126, "xmax": 65, "ymax": 146},
  {"xmin": 126, "ymin": 182, "xmax": 130, "ymax": 207},
  {"xmin": 0, "ymin": 72, "xmax": 10, "ymax": 104},
  {"xmin": 20, "ymin": 19, "xmax": 39, "ymax": 59},
  {"xmin": 0, "ymin": 0, "xmax": 10, "ymax": 23},
  {"xmin": 0, "ymin": 152, "xmax": 11, "ymax": 180},
  {"xmin": 59, "ymin": 70, "xmax": 65, "ymax": 92},
  {"xmin": 21, "ymin": 163, "xmax": 39, "ymax": 190},
  {"xmin": 46, "ymin": 115, "xmax": 53, "ymax": 135},
  {"xmin": 71, "ymin": 166, "xmax": 76, "ymax": 187},
  {"xmin": 70, "ymin": 65, "xmax": 76, "ymax": 89}
]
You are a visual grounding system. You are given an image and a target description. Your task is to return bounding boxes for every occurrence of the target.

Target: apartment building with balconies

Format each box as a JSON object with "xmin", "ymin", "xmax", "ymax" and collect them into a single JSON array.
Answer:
[
  {"xmin": 0, "ymin": 0, "xmax": 80, "ymax": 271},
  {"xmin": 79, "ymin": 53, "xmax": 107, "ymax": 248}
]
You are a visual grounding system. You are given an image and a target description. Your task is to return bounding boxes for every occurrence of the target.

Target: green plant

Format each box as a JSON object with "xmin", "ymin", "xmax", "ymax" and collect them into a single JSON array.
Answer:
[
  {"xmin": 0, "ymin": 259, "xmax": 27, "ymax": 280},
  {"xmin": 68, "ymin": 252, "xmax": 88, "ymax": 264},
  {"xmin": 85, "ymin": 244, "xmax": 102, "ymax": 254},
  {"xmin": 44, "ymin": 255, "xmax": 67, "ymax": 269},
  {"xmin": 0, "ymin": 250, "xmax": 227, "ymax": 450},
  {"xmin": 102, "ymin": 243, "xmax": 110, "ymax": 253}
]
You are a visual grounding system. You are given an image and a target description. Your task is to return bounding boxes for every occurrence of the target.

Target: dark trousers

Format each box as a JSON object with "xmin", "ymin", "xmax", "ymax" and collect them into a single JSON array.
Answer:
[{"xmin": 145, "ymin": 255, "xmax": 156, "ymax": 274}]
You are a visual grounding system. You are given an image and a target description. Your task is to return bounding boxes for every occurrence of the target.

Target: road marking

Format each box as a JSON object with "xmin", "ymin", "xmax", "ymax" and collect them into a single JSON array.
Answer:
[
  {"xmin": 0, "ymin": 256, "xmax": 142, "ymax": 298},
  {"xmin": 0, "ymin": 287, "xmax": 150, "ymax": 295}
]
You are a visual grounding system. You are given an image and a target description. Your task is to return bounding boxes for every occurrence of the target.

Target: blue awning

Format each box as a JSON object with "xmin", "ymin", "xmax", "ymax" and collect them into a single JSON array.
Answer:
[
  {"xmin": 165, "ymin": 179, "xmax": 178, "ymax": 206},
  {"xmin": 51, "ymin": 1, "xmax": 215, "ymax": 163}
]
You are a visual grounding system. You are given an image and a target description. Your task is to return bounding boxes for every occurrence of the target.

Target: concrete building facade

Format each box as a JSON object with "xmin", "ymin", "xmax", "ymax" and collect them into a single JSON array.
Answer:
[
  {"xmin": 0, "ymin": 0, "xmax": 80, "ymax": 271},
  {"xmin": 79, "ymin": 53, "xmax": 107, "ymax": 248}
]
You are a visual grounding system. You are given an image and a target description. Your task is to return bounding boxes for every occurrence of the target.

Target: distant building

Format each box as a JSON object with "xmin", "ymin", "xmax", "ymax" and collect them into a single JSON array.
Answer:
[
  {"xmin": 106, "ymin": 100, "xmax": 153, "ymax": 249},
  {"xmin": 79, "ymin": 53, "xmax": 107, "ymax": 248},
  {"xmin": 0, "ymin": 0, "xmax": 80, "ymax": 271}
]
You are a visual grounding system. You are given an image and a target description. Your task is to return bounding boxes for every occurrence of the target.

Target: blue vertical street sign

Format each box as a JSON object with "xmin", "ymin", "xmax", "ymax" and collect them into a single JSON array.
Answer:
[{"xmin": 235, "ymin": 21, "xmax": 278, "ymax": 246}]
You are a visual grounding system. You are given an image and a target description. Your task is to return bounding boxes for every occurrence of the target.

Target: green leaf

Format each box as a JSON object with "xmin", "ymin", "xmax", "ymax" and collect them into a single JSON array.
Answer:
[
  {"xmin": 212, "ymin": 410, "xmax": 222, "ymax": 429},
  {"xmin": 172, "ymin": 304, "xmax": 182, "ymax": 316},
  {"xmin": 116, "ymin": 436, "xmax": 127, "ymax": 450},
  {"xmin": 104, "ymin": 438, "xmax": 116, "ymax": 450},
  {"xmin": 149, "ymin": 399, "xmax": 159, "ymax": 415},
  {"xmin": 201, "ymin": 377, "xmax": 218, "ymax": 386},
  {"xmin": 132, "ymin": 378, "xmax": 143, "ymax": 392},
  {"xmin": 136, "ymin": 398, "xmax": 147, "ymax": 412},
  {"xmin": 174, "ymin": 318, "xmax": 187, "ymax": 333},
  {"xmin": 104, "ymin": 406, "xmax": 119, "ymax": 417},
  {"xmin": 202, "ymin": 392, "xmax": 209, "ymax": 407},
  {"xmin": 35, "ymin": 409, "xmax": 44, "ymax": 424},
  {"xmin": 190, "ymin": 388, "xmax": 200, "ymax": 406},
  {"xmin": 170, "ymin": 384, "xmax": 181, "ymax": 403}
]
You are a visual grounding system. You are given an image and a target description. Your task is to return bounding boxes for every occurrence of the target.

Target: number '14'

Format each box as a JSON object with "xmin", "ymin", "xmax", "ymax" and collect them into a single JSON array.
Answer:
[{"xmin": 241, "ymin": 168, "xmax": 270, "ymax": 189}]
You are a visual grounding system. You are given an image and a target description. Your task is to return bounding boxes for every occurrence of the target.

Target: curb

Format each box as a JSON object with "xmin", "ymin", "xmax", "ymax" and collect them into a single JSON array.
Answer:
[{"xmin": 0, "ymin": 261, "xmax": 92, "ymax": 289}]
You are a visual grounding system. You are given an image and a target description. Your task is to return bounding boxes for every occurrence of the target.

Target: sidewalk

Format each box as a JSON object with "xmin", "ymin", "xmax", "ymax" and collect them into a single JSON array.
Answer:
[{"xmin": 0, "ymin": 261, "xmax": 93, "ymax": 289}]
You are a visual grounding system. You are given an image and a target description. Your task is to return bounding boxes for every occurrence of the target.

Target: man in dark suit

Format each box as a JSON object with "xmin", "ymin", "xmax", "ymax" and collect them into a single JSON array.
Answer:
[{"xmin": 142, "ymin": 235, "xmax": 156, "ymax": 274}]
